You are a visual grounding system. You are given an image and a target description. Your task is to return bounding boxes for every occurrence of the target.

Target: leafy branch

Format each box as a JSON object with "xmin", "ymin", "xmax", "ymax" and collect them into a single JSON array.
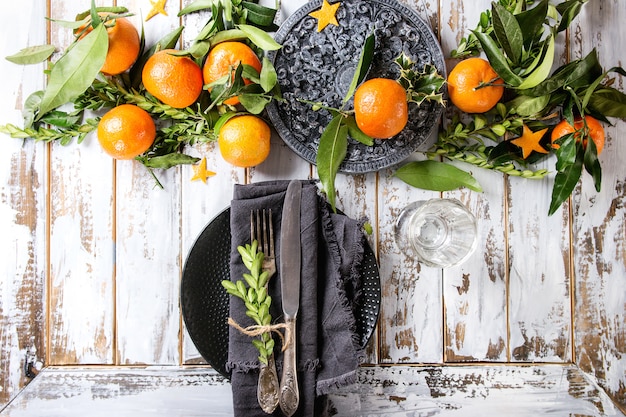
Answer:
[{"xmin": 221, "ymin": 240, "xmax": 274, "ymax": 365}]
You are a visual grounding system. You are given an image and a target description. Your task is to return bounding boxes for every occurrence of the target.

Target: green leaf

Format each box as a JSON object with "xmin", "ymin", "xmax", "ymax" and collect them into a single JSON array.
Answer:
[
  {"xmin": 36, "ymin": 23, "xmax": 108, "ymax": 120},
  {"xmin": 75, "ymin": 6, "xmax": 128, "ymax": 21},
  {"xmin": 343, "ymin": 33, "xmax": 375, "ymax": 104},
  {"xmin": 241, "ymin": 1, "xmax": 278, "ymax": 28},
  {"xmin": 556, "ymin": 0, "xmax": 586, "ymax": 33},
  {"xmin": 583, "ymin": 136, "xmax": 601, "ymax": 192},
  {"xmin": 492, "ymin": 3, "xmax": 523, "ymax": 65},
  {"xmin": 507, "ymin": 94, "xmax": 550, "ymax": 116},
  {"xmin": 517, "ymin": 34, "xmax": 555, "ymax": 89},
  {"xmin": 515, "ymin": 0, "xmax": 548, "ymax": 49},
  {"xmin": 23, "ymin": 91, "xmax": 44, "ymax": 128},
  {"xmin": 549, "ymin": 146, "xmax": 583, "ymax": 216},
  {"xmin": 554, "ymin": 134, "xmax": 576, "ymax": 171},
  {"xmin": 178, "ymin": 0, "xmax": 214, "ymax": 16},
  {"xmin": 239, "ymin": 94, "xmax": 270, "ymax": 114},
  {"xmin": 140, "ymin": 153, "xmax": 200, "ymax": 169},
  {"xmin": 588, "ymin": 87, "xmax": 626, "ymax": 119},
  {"xmin": 472, "ymin": 30, "xmax": 522, "ymax": 86},
  {"xmin": 260, "ymin": 57, "xmax": 277, "ymax": 93},
  {"xmin": 344, "ymin": 115, "xmax": 374, "ymax": 146},
  {"xmin": 237, "ymin": 24, "xmax": 281, "ymax": 51},
  {"xmin": 394, "ymin": 160, "xmax": 483, "ymax": 192},
  {"xmin": 526, "ymin": 49, "xmax": 601, "ymax": 96},
  {"xmin": 317, "ymin": 114, "xmax": 348, "ymax": 212},
  {"xmin": 5, "ymin": 45, "xmax": 56, "ymax": 65},
  {"xmin": 39, "ymin": 111, "xmax": 81, "ymax": 128}
]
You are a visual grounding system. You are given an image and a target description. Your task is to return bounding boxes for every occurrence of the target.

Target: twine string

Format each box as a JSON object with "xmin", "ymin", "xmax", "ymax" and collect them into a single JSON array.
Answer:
[{"xmin": 227, "ymin": 317, "xmax": 292, "ymax": 352}]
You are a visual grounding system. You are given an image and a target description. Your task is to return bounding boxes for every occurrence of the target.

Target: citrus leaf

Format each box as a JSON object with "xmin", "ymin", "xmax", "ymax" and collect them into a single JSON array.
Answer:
[
  {"xmin": 343, "ymin": 33, "xmax": 374, "ymax": 104},
  {"xmin": 178, "ymin": 0, "xmax": 214, "ymax": 16},
  {"xmin": 549, "ymin": 147, "xmax": 583, "ymax": 216},
  {"xmin": 141, "ymin": 153, "xmax": 200, "ymax": 169},
  {"xmin": 36, "ymin": 24, "xmax": 108, "ymax": 120},
  {"xmin": 23, "ymin": 91, "xmax": 44, "ymax": 128},
  {"xmin": 583, "ymin": 136, "xmax": 601, "ymax": 192},
  {"xmin": 317, "ymin": 114, "xmax": 348, "ymax": 212},
  {"xmin": 344, "ymin": 115, "xmax": 374, "ymax": 146},
  {"xmin": 588, "ymin": 87, "xmax": 626, "ymax": 119},
  {"xmin": 241, "ymin": 1, "xmax": 277, "ymax": 28},
  {"xmin": 238, "ymin": 24, "xmax": 281, "ymax": 51},
  {"xmin": 260, "ymin": 57, "xmax": 277, "ymax": 93},
  {"xmin": 394, "ymin": 160, "xmax": 483, "ymax": 192},
  {"xmin": 517, "ymin": 34, "xmax": 555, "ymax": 89},
  {"xmin": 472, "ymin": 30, "xmax": 522, "ymax": 87},
  {"xmin": 515, "ymin": 0, "xmax": 548, "ymax": 49},
  {"xmin": 239, "ymin": 94, "xmax": 270, "ymax": 114},
  {"xmin": 492, "ymin": 3, "xmax": 523, "ymax": 65},
  {"xmin": 554, "ymin": 134, "xmax": 576, "ymax": 171},
  {"xmin": 507, "ymin": 94, "xmax": 550, "ymax": 117},
  {"xmin": 556, "ymin": 0, "xmax": 586, "ymax": 33},
  {"xmin": 5, "ymin": 45, "xmax": 56, "ymax": 65}
]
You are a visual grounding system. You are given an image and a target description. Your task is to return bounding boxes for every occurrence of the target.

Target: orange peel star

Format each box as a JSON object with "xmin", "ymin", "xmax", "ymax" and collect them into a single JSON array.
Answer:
[
  {"xmin": 511, "ymin": 124, "xmax": 549, "ymax": 159},
  {"xmin": 309, "ymin": 0, "xmax": 340, "ymax": 32},
  {"xmin": 191, "ymin": 157, "xmax": 216, "ymax": 183},
  {"xmin": 146, "ymin": 0, "xmax": 168, "ymax": 21}
]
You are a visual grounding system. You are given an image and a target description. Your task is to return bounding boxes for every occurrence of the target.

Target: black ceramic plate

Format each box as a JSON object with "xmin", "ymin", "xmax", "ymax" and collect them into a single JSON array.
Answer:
[
  {"xmin": 266, "ymin": 0, "xmax": 446, "ymax": 173},
  {"xmin": 181, "ymin": 207, "xmax": 381, "ymax": 379}
]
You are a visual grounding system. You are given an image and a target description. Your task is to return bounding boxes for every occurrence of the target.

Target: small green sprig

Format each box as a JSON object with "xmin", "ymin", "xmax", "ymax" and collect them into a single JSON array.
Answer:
[{"xmin": 221, "ymin": 240, "xmax": 274, "ymax": 365}]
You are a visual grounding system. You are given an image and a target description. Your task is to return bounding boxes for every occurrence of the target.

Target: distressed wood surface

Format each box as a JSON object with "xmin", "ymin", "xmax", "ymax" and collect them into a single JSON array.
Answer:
[
  {"xmin": 0, "ymin": 0, "xmax": 625, "ymax": 414},
  {"xmin": 571, "ymin": 0, "xmax": 626, "ymax": 409},
  {"xmin": 1, "ymin": 365, "xmax": 624, "ymax": 416}
]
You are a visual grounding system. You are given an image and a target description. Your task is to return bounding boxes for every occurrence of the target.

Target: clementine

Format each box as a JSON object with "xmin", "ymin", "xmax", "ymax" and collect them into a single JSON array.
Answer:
[
  {"xmin": 97, "ymin": 104, "xmax": 156, "ymax": 160},
  {"xmin": 76, "ymin": 14, "xmax": 140, "ymax": 76},
  {"xmin": 353, "ymin": 78, "xmax": 408, "ymax": 139},
  {"xmin": 447, "ymin": 57, "xmax": 504, "ymax": 113},
  {"xmin": 203, "ymin": 42, "xmax": 262, "ymax": 106},
  {"xmin": 218, "ymin": 115, "xmax": 271, "ymax": 167},
  {"xmin": 142, "ymin": 49, "xmax": 204, "ymax": 109},
  {"xmin": 551, "ymin": 115, "xmax": 605, "ymax": 154}
]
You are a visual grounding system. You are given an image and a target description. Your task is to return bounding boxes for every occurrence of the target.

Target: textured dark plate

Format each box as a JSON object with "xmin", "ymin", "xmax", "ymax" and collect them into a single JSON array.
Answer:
[
  {"xmin": 266, "ymin": 0, "xmax": 446, "ymax": 173},
  {"xmin": 181, "ymin": 207, "xmax": 381, "ymax": 379}
]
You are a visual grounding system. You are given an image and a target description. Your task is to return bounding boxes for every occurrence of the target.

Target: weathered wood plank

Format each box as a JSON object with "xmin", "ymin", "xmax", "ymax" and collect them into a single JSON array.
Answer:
[
  {"xmin": 113, "ymin": 0, "xmax": 182, "ymax": 366},
  {"xmin": 377, "ymin": 156, "xmax": 443, "ymax": 364},
  {"xmin": 1, "ymin": 365, "xmax": 623, "ymax": 416},
  {"xmin": 47, "ymin": 0, "xmax": 116, "ymax": 365},
  {"xmin": 439, "ymin": 0, "xmax": 509, "ymax": 362},
  {"xmin": 572, "ymin": 1, "xmax": 626, "ymax": 411},
  {"xmin": 0, "ymin": 1, "xmax": 47, "ymax": 407}
]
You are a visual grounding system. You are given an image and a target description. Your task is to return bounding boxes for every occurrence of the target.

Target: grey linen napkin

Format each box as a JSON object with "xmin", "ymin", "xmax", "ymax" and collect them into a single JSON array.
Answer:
[{"xmin": 226, "ymin": 180, "xmax": 366, "ymax": 416}]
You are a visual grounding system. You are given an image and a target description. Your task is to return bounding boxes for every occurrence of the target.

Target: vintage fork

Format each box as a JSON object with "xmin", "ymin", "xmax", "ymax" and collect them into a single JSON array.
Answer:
[{"xmin": 251, "ymin": 209, "xmax": 279, "ymax": 414}]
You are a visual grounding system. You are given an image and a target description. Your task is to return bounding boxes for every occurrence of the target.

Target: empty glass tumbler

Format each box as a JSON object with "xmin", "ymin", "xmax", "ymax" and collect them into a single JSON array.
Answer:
[{"xmin": 394, "ymin": 198, "xmax": 477, "ymax": 268}]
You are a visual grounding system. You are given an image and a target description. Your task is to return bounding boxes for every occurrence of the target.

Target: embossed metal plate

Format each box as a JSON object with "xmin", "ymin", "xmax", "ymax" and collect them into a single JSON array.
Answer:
[{"xmin": 266, "ymin": 0, "xmax": 446, "ymax": 173}]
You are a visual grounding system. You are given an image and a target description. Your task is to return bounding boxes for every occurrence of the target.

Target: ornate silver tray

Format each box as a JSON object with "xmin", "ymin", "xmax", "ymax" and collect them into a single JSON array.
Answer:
[{"xmin": 266, "ymin": 0, "xmax": 446, "ymax": 173}]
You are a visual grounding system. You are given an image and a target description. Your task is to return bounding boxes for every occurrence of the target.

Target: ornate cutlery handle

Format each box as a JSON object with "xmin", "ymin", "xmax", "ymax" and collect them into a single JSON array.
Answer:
[
  {"xmin": 279, "ymin": 316, "xmax": 299, "ymax": 417},
  {"xmin": 257, "ymin": 353, "xmax": 279, "ymax": 414}
]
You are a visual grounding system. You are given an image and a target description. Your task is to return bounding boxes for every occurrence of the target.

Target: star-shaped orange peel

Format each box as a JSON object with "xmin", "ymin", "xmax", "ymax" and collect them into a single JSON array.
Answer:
[
  {"xmin": 146, "ymin": 0, "xmax": 168, "ymax": 21},
  {"xmin": 190, "ymin": 157, "xmax": 216, "ymax": 183},
  {"xmin": 511, "ymin": 124, "xmax": 549, "ymax": 159},
  {"xmin": 309, "ymin": 0, "xmax": 340, "ymax": 32}
]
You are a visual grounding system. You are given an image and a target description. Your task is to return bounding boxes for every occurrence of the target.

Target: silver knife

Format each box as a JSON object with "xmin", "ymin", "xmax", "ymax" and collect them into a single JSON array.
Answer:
[{"xmin": 278, "ymin": 180, "xmax": 302, "ymax": 417}]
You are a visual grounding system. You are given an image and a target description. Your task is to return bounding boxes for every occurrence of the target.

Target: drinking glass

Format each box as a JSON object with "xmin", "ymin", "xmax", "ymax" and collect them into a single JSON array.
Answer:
[{"xmin": 394, "ymin": 198, "xmax": 477, "ymax": 268}]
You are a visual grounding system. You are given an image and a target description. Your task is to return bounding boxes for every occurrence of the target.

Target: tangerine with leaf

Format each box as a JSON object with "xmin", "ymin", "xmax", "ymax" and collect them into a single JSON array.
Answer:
[
  {"xmin": 142, "ymin": 49, "xmax": 204, "ymax": 109},
  {"xmin": 354, "ymin": 78, "xmax": 409, "ymax": 139},
  {"xmin": 551, "ymin": 115, "xmax": 605, "ymax": 155},
  {"xmin": 447, "ymin": 57, "xmax": 504, "ymax": 113}
]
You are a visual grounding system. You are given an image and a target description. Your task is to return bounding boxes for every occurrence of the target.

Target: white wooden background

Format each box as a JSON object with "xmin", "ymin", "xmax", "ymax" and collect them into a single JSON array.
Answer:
[{"xmin": 0, "ymin": 0, "xmax": 624, "ymax": 414}]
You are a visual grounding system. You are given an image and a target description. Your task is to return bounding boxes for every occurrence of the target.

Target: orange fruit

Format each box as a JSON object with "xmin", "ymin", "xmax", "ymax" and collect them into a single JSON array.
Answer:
[
  {"xmin": 203, "ymin": 42, "xmax": 263, "ymax": 106},
  {"xmin": 97, "ymin": 104, "xmax": 156, "ymax": 160},
  {"xmin": 551, "ymin": 115, "xmax": 605, "ymax": 154},
  {"xmin": 76, "ymin": 14, "xmax": 140, "ymax": 76},
  {"xmin": 218, "ymin": 115, "xmax": 271, "ymax": 167},
  {"xmin": 353, "ymin": 78, "xmax": 408, "ymax": 139},
  {"xmin": 142, "ymin": 49, "xmax": 204, "ymax": 109},
  {"xmin": 447, "ymin": 57, "xmax": 504, "ymax": 113}
]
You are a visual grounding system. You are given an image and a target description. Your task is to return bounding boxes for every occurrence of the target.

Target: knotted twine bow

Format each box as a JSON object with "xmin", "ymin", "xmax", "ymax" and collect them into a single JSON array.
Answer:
[{"xmin": 227, "ymin": 317, "xmax": 293, "ymax": 352}]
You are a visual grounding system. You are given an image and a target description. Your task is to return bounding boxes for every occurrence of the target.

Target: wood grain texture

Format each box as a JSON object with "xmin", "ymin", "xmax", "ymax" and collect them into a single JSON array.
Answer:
[
  {"xmin": 571, "ymin": 1, "xmax": 626, "ymax": 410},
  {"xmin": 2, "ymin": 365, "xmax": 623, "ymax": 416},
  {"xmin": 47, "ymin": 0, "xmax": 115, "ymax": 366},
  {"xmin": 0, "ymin": 0, "xmax": 47, "ymax": 404}
]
